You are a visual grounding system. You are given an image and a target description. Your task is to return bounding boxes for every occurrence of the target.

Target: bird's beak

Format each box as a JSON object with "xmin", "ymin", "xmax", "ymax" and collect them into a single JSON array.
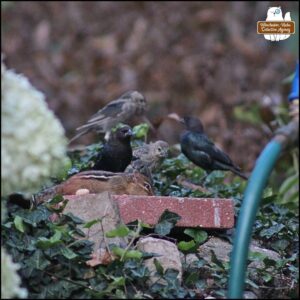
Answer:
[
  {"xmin": 162, "ymin": 150, "xmax": 169, "ymax": 158},
  {"xmin": 125, "ymin": 129, "xmax": 133, "ymax": 137},
  {"xmin": 167, "ymin": 113, "xmax": 185, "ymax": 124}
]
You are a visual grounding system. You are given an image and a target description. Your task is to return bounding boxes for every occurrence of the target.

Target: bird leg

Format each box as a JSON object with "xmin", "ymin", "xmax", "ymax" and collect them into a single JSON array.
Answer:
[{"xmin": 198, "ymin": 170, "xmax": 211, "ymax": 184}]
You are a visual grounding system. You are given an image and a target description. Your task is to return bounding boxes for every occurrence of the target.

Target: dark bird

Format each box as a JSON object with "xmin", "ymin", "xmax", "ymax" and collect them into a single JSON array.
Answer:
[
  {"xmin": 69, "ymin": 91, "xmax": 147, "ymax": 143},
  {"xmin": 180, "ymin": 116, "xmax": 248, "ymax": 180},
  {"xmin": 33, "ymin": 170, "xmax": 154, "ymax": 204},
  {"xmin": 125, "ymin": 140, "xmax": 169, "ymax": 181},
  {"xmin": 93, "ymin": 124, "xmax": 133, "ymax": 172}
]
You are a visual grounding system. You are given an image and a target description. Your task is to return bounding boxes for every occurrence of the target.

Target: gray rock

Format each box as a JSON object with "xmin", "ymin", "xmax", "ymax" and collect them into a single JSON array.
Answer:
[
  {"xmin": 137, "ymin": 237, "xmax": 182, "ymax": 286},
  {"xmin": 63, "ymin": 192, "xmax": 128, "ymax": 266}
]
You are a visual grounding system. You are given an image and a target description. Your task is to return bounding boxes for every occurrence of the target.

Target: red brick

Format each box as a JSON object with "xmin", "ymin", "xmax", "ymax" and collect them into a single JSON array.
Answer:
[
  {"xmin": 113, "ymin": 195, "xmax": 234, "ymax": 229},
  {"xmin": 63, "ymin": 194, "xmax": 234, "ymax": 229}
]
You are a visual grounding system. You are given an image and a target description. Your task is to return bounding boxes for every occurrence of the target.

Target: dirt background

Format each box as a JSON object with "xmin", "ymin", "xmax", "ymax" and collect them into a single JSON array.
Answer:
[{"xmin": 2, "ymin": 1, "xmax": 299, "ymax": 171}]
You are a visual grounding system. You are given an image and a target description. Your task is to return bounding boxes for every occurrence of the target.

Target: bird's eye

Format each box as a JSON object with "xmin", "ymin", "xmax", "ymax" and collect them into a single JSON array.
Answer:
[
  {"xmin": 275, "ymin": 8, "xmax": 280, "ymax": 14},
  {"xmin": 157, "ymin": 147, "xmax": 162, "ymax": 152}
]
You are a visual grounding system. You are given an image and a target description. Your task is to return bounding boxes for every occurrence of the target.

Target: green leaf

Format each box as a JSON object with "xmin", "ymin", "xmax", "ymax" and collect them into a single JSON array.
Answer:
[
  {"xmin": 130, "ymin": 265, "xmax": 149, "ymax": 278},
  {"xmin": 14, "ymin": 215, "xmax": 25, "ymax": 233},
  {"xmin": 61, "ymin": 247, "xmax": 78, "ymax": 259},
  {"xmin": 132, "ymin": 123, "xmax": 149, "ymax": 139},
  {"xmin": 111, "ymin": 246, "xmax": 143, "ymax": 260},
  {"xmin": 260, "ymin": 223, "xmax": 285, "ymax": 238},
  {"xmin": 263, "ymin": 257, "xmax": 277, "ymax": 268},
  {"xmin": 271, "ymin": 239, "xmax": 290, "ymax": 252},
  {"xmin": 279, "ymin": 174, "xmax": 298, "ymax": 196},
  {"xmin": 178, "ymin": 240, "xmax": 196, "ymax": 252},
  {"xmin": 105, "ymin": 225, "xmax": 131, "ymax": 238},
  {"xmin": 13, "ymin": 205, "xmax": 52, "ymax": 226},
  {"xmin": 83, "ymin": 218, "xmax": 101, "ymax": 229},
  {"xmin": 154, "ymin": 258, "xmax": 164, "ymax": 275},
  {"xmin": 36, "ymin": 229, "xmax": 62, "ymax": 249},
  {"xmin": 245, "ymin": 278, "xmax": 259, "ymax": 289},
  {"xmin": 249, "ymin": 251, "xmax": 267, "ymax": 261},
  {"xmin": 184, "ymin": 228, "xmax": 208, "ymax": 244},
  {"xmin": 63, "ymin": 212, "xmax": 84, "ymax": 224},
  {"xmin": 47, "ymin": 194, "xmax": 65, "ymax": 205},
  {"xmin": 184, "ymin": 271, "xmax": 199, "ymax": 285},
  {"xmin": 262, "ymin": 273, "xmax": 273, "ymax": 282},
  {"xmin": 154, "ymin": 210, "xmax": 181, "ymax": 236},
  {"xmin": 26, "ymin": 250, "xmax": 51, "ymax": 270}
]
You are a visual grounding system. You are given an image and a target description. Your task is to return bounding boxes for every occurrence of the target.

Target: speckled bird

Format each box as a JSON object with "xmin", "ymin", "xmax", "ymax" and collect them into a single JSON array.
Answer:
[{"xmin": 125, "ymin": 140, "xmax": 169, "ymax": 181}]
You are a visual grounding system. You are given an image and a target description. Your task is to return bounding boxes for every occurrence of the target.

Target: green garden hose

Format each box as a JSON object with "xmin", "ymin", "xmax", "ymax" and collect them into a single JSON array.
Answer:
[{"xmin": 228, "ymin": 62, "xmax": 299, "ymax": 298}]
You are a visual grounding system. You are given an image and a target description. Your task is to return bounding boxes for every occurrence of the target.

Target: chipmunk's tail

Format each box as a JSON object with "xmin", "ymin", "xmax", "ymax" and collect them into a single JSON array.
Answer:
[{"xmin": 32, "ymin": 185, "xmax": 61, "ymax": 206}]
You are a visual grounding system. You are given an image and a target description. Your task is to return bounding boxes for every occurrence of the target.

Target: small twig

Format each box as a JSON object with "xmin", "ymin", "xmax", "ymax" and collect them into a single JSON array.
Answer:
[
  {"xmin": 177, "ymin": 176, "xmax": 210, "ymax": 193},
  {"xmin": 44, "ymin": 270, "xmax": 96, "ymax": 292},
  {"xmin": 120, "ymin": 220, "xmax": 142, "ymax": 261}
]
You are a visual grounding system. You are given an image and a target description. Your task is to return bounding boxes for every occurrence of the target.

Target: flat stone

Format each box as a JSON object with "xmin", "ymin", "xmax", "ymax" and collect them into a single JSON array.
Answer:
[
  {"xmin": 136, "ymin": 237, "xmax": 182, "ymax": 286},
  {"xmin": 63, "ymin": 192, "xmax": 128, "ymax": 266},
  {"xmin": 113, "ymin": 195, "xmax": 234, "ymax": 229}
]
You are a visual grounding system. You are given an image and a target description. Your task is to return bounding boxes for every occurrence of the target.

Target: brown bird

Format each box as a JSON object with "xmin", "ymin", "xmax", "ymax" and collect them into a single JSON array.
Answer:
[
  {"xmin": 69, "ymin": 91, "xmax": 147, "ymax": 143},
  {"xmin": 34, "ymin": 170, "xmax": 154, "ymax": 204},
  {"xmin": 125, "ymin": 140, "xmax": 169, "ymax": 181}
]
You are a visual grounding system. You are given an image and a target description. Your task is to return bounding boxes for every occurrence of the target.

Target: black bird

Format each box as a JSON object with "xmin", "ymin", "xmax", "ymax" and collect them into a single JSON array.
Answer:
[
  {"xmin": 69, "ymin": 91, "xmax": 147, "ymax": 143},
  {"xmin": 93, "ymin": 125, "xmax": 133, "ymax": 172},
  {"xmin": 180, "ymin": 116, "xmax": 248, "ymax": 180}
]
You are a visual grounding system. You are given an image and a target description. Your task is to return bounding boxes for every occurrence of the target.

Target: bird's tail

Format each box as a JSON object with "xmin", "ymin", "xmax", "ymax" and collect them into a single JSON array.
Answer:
[
  {"xmin": 229, "ymin": 166, "xmax": 248, "ymax": 180},
  {"xmin": 68, "ymin": 128, "xmax": 90, "ymax": 144}
]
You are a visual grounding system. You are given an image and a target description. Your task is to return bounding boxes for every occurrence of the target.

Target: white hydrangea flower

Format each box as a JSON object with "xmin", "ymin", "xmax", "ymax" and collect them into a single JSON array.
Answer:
[
  {"xmin": 1, "ymin": 60, "xmax": 68, "ymax": 196},
  {"xmin": 1, "ymin": 247, "xmax": 28, "ymax": 299}
]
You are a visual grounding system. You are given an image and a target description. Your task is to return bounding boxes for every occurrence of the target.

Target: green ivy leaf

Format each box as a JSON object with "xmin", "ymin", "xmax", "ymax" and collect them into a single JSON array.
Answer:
[
  {"xmin": 178, "ymin": 240, "xmax": 196, "ymax": 252},
  {"xmin": 83, "ymin": 218, "xmax": 101, "ymax": 229},
  {"xmin": 260, "ymin": 223, "xmax": 285, "ymax": 238},
  {"xmin": 154, "ymin": 258, "xmax": 164, "ymax": 275},
  {"xmin": 14, "ymin": 215, "xmax": 25, "ymax": 233},
  {"xmin": 184, "ymin": 228, "xmax": 208, "ymax": 244},
  {"xmin": 132, "ymin": 123, "xmax": 149, "ymax": 139},
  {"xmin": 154, "ymin": 210, "xmax": 181, "ymax": 236},
  {"xmin": 36, "ymin": 229, "xmax": 62, "ymax": 249},
  {"xmin": 106, "ymin": 225, "xmax": 131, "ymax": 238},
  {"xmin": 262, "ymin": 273, "xmax": 273, "ymax": 283},
  {"xmin": 249, "ymin": 251, "xmax": 267, "ymax": 261},
  {"xmin": 61, "ymin": 247, "xmax": 78, "ymax": 259},
  {"xmin": 111, "ymin": 246, "xmax": 143, "ymax": 260}
]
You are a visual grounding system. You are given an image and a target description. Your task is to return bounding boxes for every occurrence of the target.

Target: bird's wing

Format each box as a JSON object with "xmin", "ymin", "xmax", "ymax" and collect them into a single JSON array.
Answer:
[
  {"xmin": 211, "ymin": 144, "xmax": 233, "ymax": 165},
  {"xmin": 77, "ymin": 99, "xmax": 134, "ymax": 131},
  {"xmin": 190, "ymin": 148, "xmax": 213, "ymax": 166},
  {"xmin": 196, "ymin": 135, "xmax": 234, "ymax": 166},
  {"xmin": 133, "ymin": 144, "xmax": 150, "ymax": 159},
  {"xmin": 88, "ymin": 99, "xmax": 128, "ymax": 123}
]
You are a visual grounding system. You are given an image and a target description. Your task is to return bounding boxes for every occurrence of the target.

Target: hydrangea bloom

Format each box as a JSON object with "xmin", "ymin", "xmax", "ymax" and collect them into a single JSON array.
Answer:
[
  {"xmin": 1, "ymin": 247, "xmax": 28, "ymax": 299},
  {"xmin": 1, "ymin": 60, "xmax": 68, "ymax": 196}
]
